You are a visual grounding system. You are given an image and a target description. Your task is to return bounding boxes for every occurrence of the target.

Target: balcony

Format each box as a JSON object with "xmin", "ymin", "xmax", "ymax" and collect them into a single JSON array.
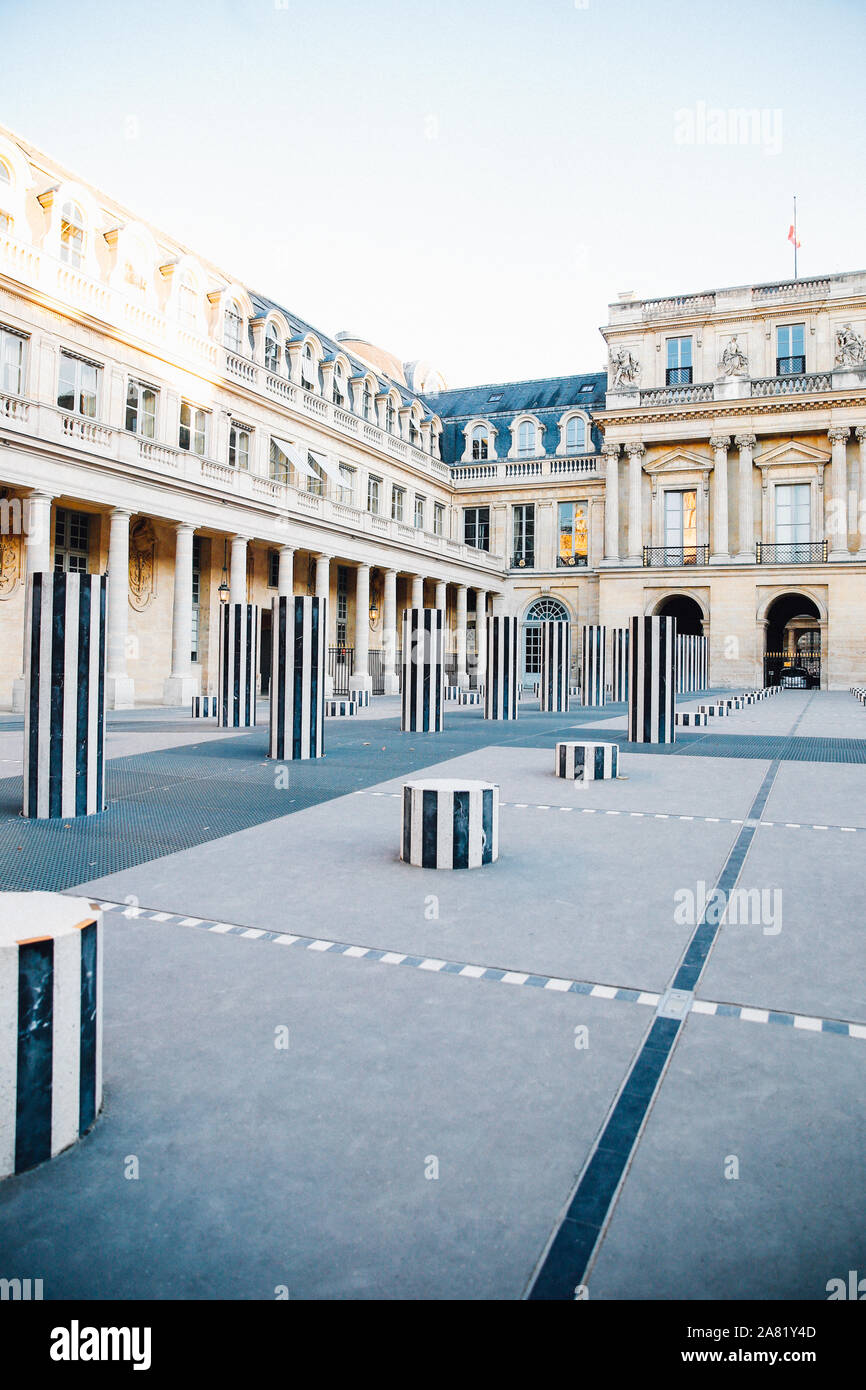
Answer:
[
  {"xmin": 511, "ymin": 552, "xmax": 535, "ymax": 570},
  {"xmin": 643, "ymin": 545, "xmax": 710, "ymax": 567},
  {"xmin": 639, "ymin": 383, "xmax": 714, "ymax": 406},
  {"xmin": 750, "ymin": 372, "xmax": 831, "ymax": 397},
  {"xmin": 756, "ymin": 541, "xmax": 828, "ymax": 565},
  {"xmin": 450, "ymin": 454, "xmax": 599, "ymax": 487}
]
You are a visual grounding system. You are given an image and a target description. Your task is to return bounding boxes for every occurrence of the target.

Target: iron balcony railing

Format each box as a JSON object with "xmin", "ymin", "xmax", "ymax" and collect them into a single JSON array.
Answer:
[
  {"xmin": 642, "ymin": 544, "xmax": 710, "ymax": 567},
  {"xmin": 557, "ymin": 554, "xmax": 588, "ymax": 568},
  {"xmin": 511, "ymin": 552, "xmax": 535, "ymax": 569},
  {"xmin": 665, "ymin": 366, "xmax": 693, "ymax": 386},
  {"xmin": 776, "ymin": 355, "xmax": 806, "ymax": 376},
  {"xmin": 756, "ymin": 540, "xmax": 828, "ymax": 564}
]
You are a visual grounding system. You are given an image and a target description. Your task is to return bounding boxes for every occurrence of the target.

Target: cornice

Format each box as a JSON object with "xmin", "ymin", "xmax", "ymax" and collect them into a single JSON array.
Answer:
[{"xmin": 595, "ymin": 391, "xmax": 866, "ymax": 429}]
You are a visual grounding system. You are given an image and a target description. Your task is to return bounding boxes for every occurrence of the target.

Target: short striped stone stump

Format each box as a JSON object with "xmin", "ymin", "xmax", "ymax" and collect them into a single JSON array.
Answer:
[
  {"xmin": 676, "ymin": 712, "xmax": 708, "ymax": 727},
  {"xmin": 325, "ymin": 699, "xmax": 357, "ymax": 717},
  {"xmin": 1, "ymin": 894, "xmax": 103, "ymax": 1179},
  {"xmin": 353, "ymin": 689, "xmax": 371, "ymax": 708},
  {"xmin": 569, "ymin": 685, "xmax": 580, "ymax": 697},
  {"xmin": 699, "ymin": 704, "xmax": 729, "ymax": 717},
  {"xmin": 458, "ymin": 690, "xmax": 481, "ymax": 705},
  {"xmin": 555, "ymin": 741, "xmax": 619, "ymax": 782},
  {"xmin": 401, "ymin": 779, "xmax": 498, "ymax": 869},
  {"xmin": 191, "ymin": 696, "xmax": 217, "ymax": 718},
  {"xmin": 444, "ymin": 686, "xmax": 461, "ymax": 701}
]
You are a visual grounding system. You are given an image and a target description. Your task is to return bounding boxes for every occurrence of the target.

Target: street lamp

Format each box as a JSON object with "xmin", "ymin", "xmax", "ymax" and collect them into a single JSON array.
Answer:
[{"xmin": 218, "ymin": 539, "xmax": 230, "ymax": 605}]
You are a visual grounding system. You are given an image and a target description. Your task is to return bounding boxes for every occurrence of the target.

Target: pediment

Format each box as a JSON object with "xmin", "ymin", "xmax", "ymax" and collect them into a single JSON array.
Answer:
[
  {"xmin": 754, "ymin": 438, "xmax": 831, "ymax": 469},
  {"xmin": 643, "ymin": 446, "xmax": 712, "ymax": 475}
]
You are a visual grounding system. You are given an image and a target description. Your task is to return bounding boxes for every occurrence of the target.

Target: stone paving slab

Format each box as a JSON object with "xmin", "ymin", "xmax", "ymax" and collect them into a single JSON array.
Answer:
[{"xmin": 763, "ymin": 759, "xmax": 866, "ymax": 828}]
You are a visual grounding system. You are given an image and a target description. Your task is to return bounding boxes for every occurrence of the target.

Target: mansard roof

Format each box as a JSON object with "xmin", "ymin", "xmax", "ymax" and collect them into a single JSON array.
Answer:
[{"xmin": 422, "ymin": 371, "xmax": 607, "ymax": 419}]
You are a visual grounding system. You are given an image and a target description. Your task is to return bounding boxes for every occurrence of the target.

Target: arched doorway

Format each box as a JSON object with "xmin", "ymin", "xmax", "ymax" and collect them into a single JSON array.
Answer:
[
  {"xmin": 764, "ymin": 593, "xmax": 821, "ymax": 687},
  {"xmin": 522, "ymin": 597, "xmax": 570, "ymax": 685},
  {"xmin": 654, "ymin": 594, "xmax": 704, "ymax": 635}
]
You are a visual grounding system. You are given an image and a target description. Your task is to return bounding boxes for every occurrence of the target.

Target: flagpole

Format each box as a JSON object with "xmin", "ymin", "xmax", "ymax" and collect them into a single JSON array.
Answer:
[{"xmin": 793, "ymin": 195, "xmax": 798, "ymax": 280}]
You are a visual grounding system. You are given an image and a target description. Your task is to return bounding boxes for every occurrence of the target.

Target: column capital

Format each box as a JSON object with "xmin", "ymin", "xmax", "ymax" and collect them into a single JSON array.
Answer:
[
  {"xmin": 734, "ymin": 433, "xmax": 756, "ymax": 450},
  {"xmin": 625, "ymin": 441, "xmax": 646, "ymax": 458},
  {"xmin": 27, "ymin": 488, "xmax": 55, "ymax": 502},
  {"xmin": 828, "ymin": 425, "xmax": 851, "ymax": 445},
  {"xmin": 855, "ymin": 426, "xmax": 866, "ymax": 443},
  {"xmin": 279, "ymin": 542, "xmax": 296, "ymax": 554},
  {"xmin": 109, "ymin": 507, "xmax": 132, "ymax": 521},
  {"xmin": 174, "ymin": 521, "xmax": 196, "ymax": 536},
  {"xmin": 709, "ymin": 434, "xmax": 731, "ymax": 451},
  {"xmin": 601, "ymin": 442, "xmax": 621, "ymax": 458}
]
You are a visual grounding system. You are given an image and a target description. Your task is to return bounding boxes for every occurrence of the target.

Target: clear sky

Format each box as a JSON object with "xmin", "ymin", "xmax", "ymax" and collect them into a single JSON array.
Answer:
[{"xmin": 4, "ymin": 0, "xmax": 865, "ymax": 387}]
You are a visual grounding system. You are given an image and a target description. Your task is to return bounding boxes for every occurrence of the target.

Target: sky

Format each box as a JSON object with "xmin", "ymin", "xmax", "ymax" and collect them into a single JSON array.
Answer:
[{"xmin": 3, "ymin": 0, "xmax": 865, "ymax": 388}]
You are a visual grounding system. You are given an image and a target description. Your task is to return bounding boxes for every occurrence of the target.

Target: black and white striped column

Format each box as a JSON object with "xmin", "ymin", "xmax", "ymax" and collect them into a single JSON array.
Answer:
[
  {"xmin": 676, "ymin": 634, "xmax": 709, "ymax": 693},
  {"xmin": 1, "ymin": 894, "xmax": 103, "ymax": 1178},
  {"xmin": 218, "ymin": 603, "xmax": 259, "ymax": 728},
  {"xmin": 580, "ymin": 625, "xmax": 606, "ymax": 707},
  {"xmin": 611, "ymin": 627, "xmax": 629, "ymax": 702},
  {"xmin": 23, "ymin": 572, "xmax": 107, "ymax": 820},
  {"xmin": 401, "ymin": 609, "xmax": 444, "ymax": 732},
  {"xmin": 628, "ymin": 615, "xmax": 676, "ymax": 744},
  {"xmin": 485, "ymin": 616, "xmax": 519, "ymax": 721},
  {"xmin": 401, "ymin": 779, "xmax": 498, "ymax": 868},
  {"xmin": 555, "ymin": 741, "xmax": 619, "ymax": 781},
  {"xmin": 540, "ymin": 621, "xmax": 570, "ymax": 713},
  {"xmin": 325, "ymin": 699, "xmax": 356, "ymax": 717},
  {"xmin": 269, "ymin": 596, "xmax": 325, "ymax": 759},
  {"xmin": 191, "ymin": 696, "xmax": 217, "ymax": 718}
]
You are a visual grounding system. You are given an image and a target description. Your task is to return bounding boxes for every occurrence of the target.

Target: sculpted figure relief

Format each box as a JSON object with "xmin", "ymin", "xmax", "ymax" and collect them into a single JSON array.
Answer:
[
  {"xmin": 835, "ymin": 323, "xmax": 866, "ymax": 367},
  {"xmin": 129, "ymin": 518, "xmax": 157, "ymax": 611},
  {"xmin": 718, "ymin": 334, "xmax": 749, "ymax": 377},
  {"xmin": 609, "ymin": 347, "xmax": 640, "ymax": 389}
]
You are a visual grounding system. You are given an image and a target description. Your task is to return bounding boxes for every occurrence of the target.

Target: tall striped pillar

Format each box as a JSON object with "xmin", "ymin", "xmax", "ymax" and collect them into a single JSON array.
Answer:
[
  {"xmin": 269, "ymin": 595, "xmax": 326, "ymax": 760},
  {"xmin": 401, "ymin": 608, "xmax": 445, "ymax": 732},
  {"xmin": 580, "ymin": 624, "xmax": 606, "ymax": 707},
  {"xmin": 1, "ymin": 894, "xmax": 103, "ymax": 1178},
  {"xmin": 218, "ymin": 603, "xmax": 259, "ymax": 728},
  {"xmin": 628, "ymin": 615, "xmax": 676, "ymax": 744},
  {"xmin": 485, "ymin": 616, "xmax": 519, "ymax": 721},
  {"xmin": 23, "ymin": 572, "xmax": 107, "ymax": 820},
  {"xmin": 611, "ymin": 627, "xmax": 629, "ymax": 702},
  {"xmin": 540, "ymin": 621, "xmax": 570, "ymax": 713}
]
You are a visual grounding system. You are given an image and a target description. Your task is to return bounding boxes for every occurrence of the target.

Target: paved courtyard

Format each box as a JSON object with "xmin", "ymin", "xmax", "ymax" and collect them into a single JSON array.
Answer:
[{"xmin": 0, "ymin": 690, "xmax": 864, "ymax": 1299}]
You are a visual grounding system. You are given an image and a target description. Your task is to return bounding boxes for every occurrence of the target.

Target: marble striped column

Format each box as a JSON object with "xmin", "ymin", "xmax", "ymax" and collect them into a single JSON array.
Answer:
[
  {"xmin": 401, "ymin": 779, "xmax": 498, "ymax": 868},
  {"xmin": 581, "ymin": 624, "xmax": 606, "ymax": 707},
  {"xmin": 269, "ymin": 596, "xmax": 325, "ymax": 759},
  {"xmin": 628, "ymin": 615, "xmax": 676, "ymax": 744},
  {"xmin": 401, "ymin": 608, "xmax": 444, "ymax": 732},
  {"xmin": 540, "ymin": 621, "xmax": 570, "ymax": 713},
  {"xmin": 23, "ymin": 572, "xmax": 107, "ymax": 820},
  {"xmin": 611, "ymin": 627, "xmax": 629, "ymax": 702},
  {"xmin": 485, "ymin": 616, "xmax": 519, "ymax": 721},
  {"xmin": 0, "ymin": 894, "xmax": 103, "ymax": 1178},
  {"xmin": 218, "ymin": 603, "xmax": 259, "ymax": 729}
]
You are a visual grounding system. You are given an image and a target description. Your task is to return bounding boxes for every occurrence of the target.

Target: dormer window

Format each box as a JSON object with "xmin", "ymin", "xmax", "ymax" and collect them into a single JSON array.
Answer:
[
  {"xmin": 565, "ymin": 416, "xmax": 586, "ymax": 452},
  {"xmin": 224, "ymin": 301, "xmax": 243, "ymax": 353},
  {"xmin": 60, "ymin": 201, "xmax": 85, "ymax": 268},
  {"xmin": 517, "ymin": 420, "xmax": 535, "ymax": 457},
  {"xmin": 471, "ymin": 425, "xmax": 489, "ymax": 460},
  {"xmin": 363, "ymin": 382, "xmax": 372, "ymax": 419},
  {"xmin": 387, "ymin": 399, "xmax": 396, "ymax": 433},
  {"xmin": 264, "ymin": 325, "xmax": 280, "ymax": 373},
  {"xmin": 302, "ymin": 344, "xmax": 317, "ymax": 390},
  {"xmin": 334, "ymin": 365, "xmax": 347, "ymax": 407}
]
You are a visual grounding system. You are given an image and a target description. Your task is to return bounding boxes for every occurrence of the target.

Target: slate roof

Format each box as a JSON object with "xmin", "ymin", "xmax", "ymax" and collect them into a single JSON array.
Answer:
[{"xmin": 423, "ymin": 372, "xmax": 607, "ymax": 464}]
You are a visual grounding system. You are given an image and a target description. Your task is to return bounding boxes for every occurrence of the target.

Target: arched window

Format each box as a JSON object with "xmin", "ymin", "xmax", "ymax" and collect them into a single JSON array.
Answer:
[
  {"xmin": 517, "ymin": 420, "xmax": 535, "ymax": 457},
  {"xmin": 566, "ymin": 415, "xmax": 586, "ymax": 452},
  {"xmin": 0, "ymin": 161, "xmax": 13, "ymax": 232},
  {"xmin": 177, "ymin": 273, "xmax": 198, "ymax": 329},
  {"xmin": 265, "ymin": 325, "xmax": 280, "ymax": 374},
  {"xmin": 224, "ymin": 301, "xmax": 243, "ymax": 353},
  {"xmin": 60, "ymin": 201, "xmax": 85, "ymax": 268},
  {"xmin": 525, "ymin": 598, "xmax": 570, "ymax": 622},
  {"xmin": 523, "ymin": 598, "xmax": 570, "ymax": 681},
  {"xmin": 471, "ymin": 426, "xmax": 489, "ymax": 460}
]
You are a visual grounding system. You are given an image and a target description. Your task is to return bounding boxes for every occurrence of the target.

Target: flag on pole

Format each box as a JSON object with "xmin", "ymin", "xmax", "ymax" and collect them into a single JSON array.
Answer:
[{"xmin": 788, "ymin": 224, "xmax": 801, "ymax": 249}]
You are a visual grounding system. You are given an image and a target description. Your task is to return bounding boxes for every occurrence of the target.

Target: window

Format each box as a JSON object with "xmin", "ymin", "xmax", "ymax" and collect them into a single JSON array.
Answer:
[
  {"xmin": 666, "ymin": 337, "xmax": 693, "ymax": 386},
  {"xmin": 125, "ymin": 380, "xmax": 157, "ymax": 439},
  {"xmin": 269, "ymin": 438, "xmax": 290, "ymax": 482},
  {"xmin": 264, "ymin": 325, "xmax": 280, "ymax": 374},
  {"xmin": 302, "ymin": 344, "xmax": 317, "ymax": 391},
  {"xmin": 179, "ymin": 402, "xmax": 207, "ymax": 456},
  {"xmin": 777, "ymin": 323, "xmax": 805, "ymax": 375},
  {"xmin": 391, "ymin": 485, "xmax": 405, "ymax": 522},
  {"xmin": 177, "ymin": 273, "xmax": 197, "ymax": 329},
  {"xmin": 414, "ymin": 494, "xmax": 425, "ymax": 529},
  {"xmin": 223, "ymin": 302, "xmax": 242, "ymax": 353},
  {"xmin": 410, "ymin": 417, "xmax": 420, "ymax": 446},
  {"xmin": 565, "ymin": 416, "xmax": 586, "ymax": 452},
  {"xmin": 430, "ymin": 429, "xmax": 439, "ymax": 459},
  {"xmin": 524, "ymin": 597, "xmax": 569, "ymax": 676},
  {"xmin": 558, "ymin": 501, "xmax": 589, "ymax": 567},
  {"xmin": 775, "ymin": 483, "xmax": 810, "ymax": 543},
  {"xmin": 58, "ymin": 351, "xmax": 100, "ymax": 418},
  {"xmin": 307, "ymin": 452, "xmax": 325, "ymax": 497},
  {"xmin": 363, "ymin": 382, "xmax": 373, "ymax": 419},
  {"xmin": 664, "ymin": 490, "xmax": 697, "ymax": 556},
  {"xmin": 433, "ymin": 502, "xmax": 445, "ymax": 536},
  {"xmin": 471, "ymin": 426, "xmax": 489, "ymax": 460},
  {"xmin": 337, "ymin": 463, "xmax": 355, "ymax": 505},
  {"xmin": 512, "ymin": 504, "xmax": 535, "ymax": 566},
  {"xmin": 464, "ymin": 506, "xmax": 490, "ymax": 551},
  {"xmin": 191, "ymin": 536, "xmax": 202, "ymax": 662},
  {"xmin": 367, "ymin": 475, "xmax": 381, "ymax": 514},
  {"xmin": 229, "ymin": 422, "xmax": 251, "ymax": 470},
  {"xmin": 517, "ymin": 420, "xmax": 535, "ymax": 457},
  {"xmin": 333, "ymin": 366, "xmax": 347, "ymax": 407},
  {"xmin": 0, "ymin": 160, "xmax": 12, "ymax": 232},
  {"xmin": 268, "ymin": 550, "xmax": 280, "ymax": 589},
  {"xmin": 59, "ymin": 201, "xmax": 85, "ymax": 268},
  {"xmin": 337, "ymin": 565, "xmax": 349, "ymax": 646},
  {"xmin": 54, "ymin": 507, "xmax": 90, "ymax": 573},
  {"xmin": 1, "ymin": 325, "xmax": 26, "ymax": 395},
  {"xmin": 387, "ymin": 399, "xmax": 396, "ymax": 433}
]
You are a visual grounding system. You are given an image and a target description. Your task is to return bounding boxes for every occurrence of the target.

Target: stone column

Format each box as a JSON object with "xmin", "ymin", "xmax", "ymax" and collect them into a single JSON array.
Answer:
[
  {"xmin": 349, "ymin": 562, "xmax": 372, "ymax": 693},
  {"xmin": 12, "ymin": 491, "xmax": 54, "ymax": 712},
  {"xmin": 278, "ymin": 544, "xmax": 295, "ymax": 597},
  {"xmin": 828, "ymin": 426, "xmax": 851, "ymax": 559},
  {"xmin": 106, "ymin": 508, "xmax": 134, "ymax": 709},
  {"xmin": 734, "ymin": 434, "xmax": 756, "ymax": 562},
  {"xmin": 411, "ymin": 574, "xmax": 424, "ymax": 608},
  {"xmin": 710, "ymin": 435, "xmax": 731, "ymax": 561},
  {"xmin": 455, "ymin": 584, "xmax": 468, "ymax": 687},
  {"xmin": 382, "ymin": 567, "xmax": 399, "ymax": 694},
  {"xmin": 475, "ymin": 590, "xmax": 487, "ymax": 689},
  {"xmin": 434, "ymin": 580, "xmax": 446, "ymax": 609},
  {"xmin": 626, "ymin": 443, "xmax": 644, "ymax": 564},
  {"xmin": 230, "ymin": 535, "xmax": 248, "ymax": 605},
  {"xmin": 856, "ymin": 428, "xmax": 866, "ymax": 555},
  {"xmin": 163, "ymin": 522, "xmax": 200, "ymax": 705},
  {"xmin": 602, "ymin": 443, "xmax": 620, "ymax": 564},
  {"xmin": 315, "ymin": 552, "xmax": 333, "ymax": 693}
]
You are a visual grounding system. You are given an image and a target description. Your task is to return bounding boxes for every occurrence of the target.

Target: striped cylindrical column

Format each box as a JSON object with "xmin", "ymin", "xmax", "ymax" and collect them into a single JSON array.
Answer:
[
  {"xmin": 555, "ymin": 741, "xmax": 619, "ymax": 781},
  {"xmin": 611, "ymin": 627, "xmax": 629, "ymax": 702},
  {"xmin": 628, "ymin": 615, "xmax": 676, "ymax": 744},
  {"xmin": 540, "ymin": 621, "xmax": 570, "ymax": 713},
  {"xmin": 191, "ymin": 696, "xmax": 217, "ymax": 718},
  {"xmin": 269, "ymin": 596, "xmax": 325, "ymax": 759},
  {"xmin": 325, "ymin": 699, "xmax": 357, "ymax": 717},
  {"xmin": 401, "ymin": 609, "xmax": 444, "ymax": 732},
  {"xmin": 1, "ymin": 894, "xmax": 103, "ymax": 1178},
  {"xmin": 676, "ymin": 711, "xmax": 709, "ymax": 727},
  {"xmin": 23, "ymin": 572, "xmax": 107, "ymax": 820},
  {"xmin": 580, "ymin": 625, "xmax": 606, "ymax": 707},
  {"xmin": 401, "ymin": 779, "xmax": 498, "ymax": 869},
  {"xmin": 485, "ymin": 615, "xmax": 519, "ymax": 721},
  {"xmin": 218, "ymin": 603, "xmax": 259, "ymax": 729}
]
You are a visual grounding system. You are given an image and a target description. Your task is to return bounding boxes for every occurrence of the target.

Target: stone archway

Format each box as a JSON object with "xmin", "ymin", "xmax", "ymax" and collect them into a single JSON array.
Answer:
[
  {"xmin": 763, "ymin": 592, "xmax": 822, "ymax": 687},
  {"xmin": 652, "ymin": 593, "xmax": 705, "ymax": 636}
]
